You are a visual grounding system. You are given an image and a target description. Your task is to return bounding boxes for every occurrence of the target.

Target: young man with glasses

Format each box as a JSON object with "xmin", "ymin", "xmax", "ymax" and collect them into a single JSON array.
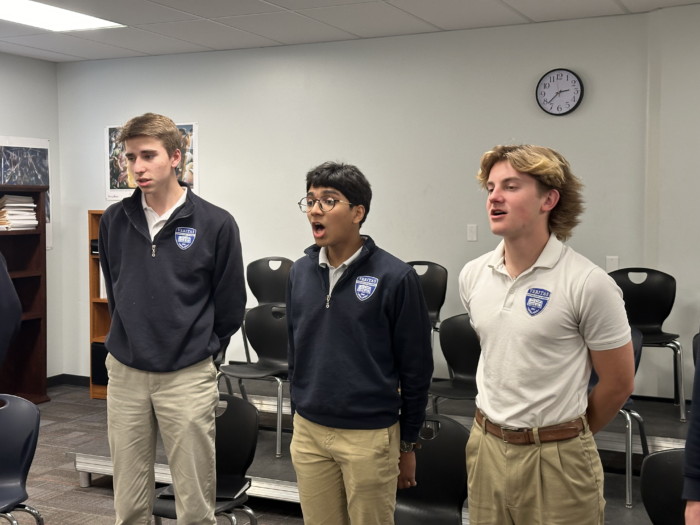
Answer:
[
  {"xmin": 459, "ymin": 145, "xmax": 634, "ymax": 525},
  {"xmin": 286, "ymin": 161, "xmax": 433, "ymax": 525},
  {"xmin": 99, "ymin": 113, "xmax": 246, "ymax": 525}
]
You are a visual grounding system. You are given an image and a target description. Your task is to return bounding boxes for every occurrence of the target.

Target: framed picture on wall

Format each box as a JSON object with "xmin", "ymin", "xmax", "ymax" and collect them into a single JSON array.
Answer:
[
  {"xmin": 0, "ymin": 135, "xmax": 53, "ymax": 248},
  {"xmin": 105, "ymin": 122, "xmax": 199, "ymax": 201}
]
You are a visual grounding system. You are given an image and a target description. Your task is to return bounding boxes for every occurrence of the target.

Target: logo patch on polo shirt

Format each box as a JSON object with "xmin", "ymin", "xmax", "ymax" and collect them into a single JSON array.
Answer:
[
  {"xmin": 355, "ymin": 276, "xmax": 378, "ymax": 301},
  {"xmin": 525, "ymin": 288, "xmax": 550, "ymax": 316},
  {"xmin": 175, "ymin": 227, "xmax": 196, "ymax": 250}
]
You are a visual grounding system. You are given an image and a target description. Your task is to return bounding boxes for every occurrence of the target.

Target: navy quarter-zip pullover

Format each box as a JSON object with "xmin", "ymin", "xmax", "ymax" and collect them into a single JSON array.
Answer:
[
  {"xmin": 286, "ymin": 236, "xmax": 433, "ymax": 443},
  {"xmin": 99, "ymin": 182, "xmax": 246, "ymax": 372}
]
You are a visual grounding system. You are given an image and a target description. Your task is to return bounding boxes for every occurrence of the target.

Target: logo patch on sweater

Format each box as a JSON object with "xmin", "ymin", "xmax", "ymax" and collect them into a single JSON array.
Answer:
[
  {"xmin": 355, "ymin": 276, "xmax": 378, "ymax": 301},
  {"xmin": 525, "ymin": 288, "xmax": 550, "ymax": 316},
  {"xmin": 175, "ymin": 227, "xmax": 196, "ymax": 250}
]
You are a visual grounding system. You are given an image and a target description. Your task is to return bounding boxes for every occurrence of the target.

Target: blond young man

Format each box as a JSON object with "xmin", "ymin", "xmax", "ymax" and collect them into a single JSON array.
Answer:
[
  {"xmin": 459, "ymin": 145, "xmax": 634, "ymax": 525},
  {"xmin": 99, "ymin": 113, "xmax": 245, "ymax": 525}
]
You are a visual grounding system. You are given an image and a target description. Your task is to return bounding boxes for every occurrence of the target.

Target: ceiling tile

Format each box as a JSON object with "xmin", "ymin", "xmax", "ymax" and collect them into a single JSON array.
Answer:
[
  {"xmin": 136, "ymin": 20, "xmax": 280, "ymax": 49},
  {"xmin": 299, "ymin": 2, "xmax": 438, "ymax": 38},
  {"xmin": 65, "ymin": 27, "xmax": 211, "ymax": 55},
  {"xmin": 0, "ymin": 20, "xmax": 48, "ymax": 38},
  {"xmin": 500, "ymin": 0, "xmax": 625, "ymax": 22},
  {"xmin": 149, "ymin": 0, "xmax": 282, "ymax": 18},
  {"xmin": 37, "ymin": 0, "xmax": 196, "ymax": 25},
  {"xmin": 385, "ymin": 0, "xmax": 528, "ymax": 30},
  {"xmin": 2, "ymin": 33, "xmax": 147, "ymax": 59},
  {"xmin": 618, "ymin": 0, "xmax": 700, "ymax": 13},
  {"xmin": 0, "ymin": 40, "xmax": 81, "ymax": 61},
  {"xmin": 215, "ymin": 11, "xmax": 359, "ymax": 44},
  {"xmin": 265, "ymin": 0, "xmax": 373, "ymax": 9}
]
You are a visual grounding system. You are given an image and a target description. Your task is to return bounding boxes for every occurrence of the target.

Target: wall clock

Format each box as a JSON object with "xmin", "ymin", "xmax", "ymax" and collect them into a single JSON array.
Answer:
[{"xmin": 535, "ymin": 68, "xmax": 584, "ymax": 116}]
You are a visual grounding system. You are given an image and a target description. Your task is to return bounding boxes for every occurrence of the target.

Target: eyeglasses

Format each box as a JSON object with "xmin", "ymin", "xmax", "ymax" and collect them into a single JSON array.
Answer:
[{"xmin": 298, "ymin": 197, "xmax": 354, "ymax": 212}]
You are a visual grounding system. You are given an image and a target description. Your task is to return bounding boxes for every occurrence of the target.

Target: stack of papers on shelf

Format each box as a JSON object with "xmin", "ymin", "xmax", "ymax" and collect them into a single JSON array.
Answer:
[{"xmin": 0, "ymin": 195, "xmax": 38, "ymax": 231}]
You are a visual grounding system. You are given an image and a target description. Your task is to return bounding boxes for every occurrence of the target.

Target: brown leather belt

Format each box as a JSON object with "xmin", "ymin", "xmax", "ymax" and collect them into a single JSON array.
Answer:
[{"xmin": 475, "ymin": 410, "xmax": 584, "ymax": 445}]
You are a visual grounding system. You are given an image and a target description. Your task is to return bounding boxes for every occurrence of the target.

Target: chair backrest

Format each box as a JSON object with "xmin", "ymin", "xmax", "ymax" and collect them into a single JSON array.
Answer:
[
  {"xmin": 608, "ymin": 268, "xmax": 676, "ymax": 334},
  {"xmin": 438, "ymin": 314, "xmax": 481, "ymax": 383},
  {"xmin": 693, "ymin": 332, "xmax": 699, "ymax": 366},
  {"xmin": 407, "ymin": 261, "xmax": 448, "ymax": 327},
  {"xmin": 244, "ymin": 304, "xmax": 289, "ymax": 367},
  {"xmin": 640, "ymin": 449, "xmax": 685, "ymax": 525},
  {"xmin": 394, "ymin": 414, "xmax": 469, "ymax": 525},
  {"xmin": 589, "ymin": 327, "xmax": 643, "ymax": 389},
  {"xmin": 0, "ymin": 394, "xmax": 41, "ymax": 499},
  {"xmin": 216, "ymin": 394, "xmax": 260, "ymax": 477},
  {"xmin": 247, "ymin": 257, "xmax": 293, "ymax": 305}
]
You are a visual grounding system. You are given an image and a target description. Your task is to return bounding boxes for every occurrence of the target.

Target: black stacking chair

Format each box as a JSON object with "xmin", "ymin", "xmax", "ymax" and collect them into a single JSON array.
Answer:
[
  {"xmin": 239, "ymin": 257, "xmax": 293, "ymax": 364},
  {"xmin": 394, "ymin": 414, "xmax": 469, "ymax": 525},
  {"xmin": 0, "ymin": 394, "xmax": 44, "ymax": 525},
  {"xmin": 219, "ymin": 304, "xmax": 288, "ymax": 457},
  {"xmin": 407, "ymin": 261, "xmax": 447, "ymax": 333},
  {"xmin": 153, "ymin": 394, "xmax": 259, "ymax": 525},
  {"xmin": 589, "ymin": 327, "xmax": 647, "ymax": 508},
  {"xmin": 429, "ymin": 314, "xmax": 480, "ymax": 414},
  {"xmin": 693, "ymin": 332, "xmax": 699, "ymax": 366},
  {"xmin": 609, "ymin": 268, "xmax": 686, "ymax": 421},
  {"xmin": 640, "ymin": 449, "xmax": 685, "ymax": 525}
]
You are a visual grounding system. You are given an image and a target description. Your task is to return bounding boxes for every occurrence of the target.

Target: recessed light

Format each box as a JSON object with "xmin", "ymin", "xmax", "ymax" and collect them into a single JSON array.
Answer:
[{"xmin": 0, "ymin": 0, "xmax": 123, "ymax": 32}]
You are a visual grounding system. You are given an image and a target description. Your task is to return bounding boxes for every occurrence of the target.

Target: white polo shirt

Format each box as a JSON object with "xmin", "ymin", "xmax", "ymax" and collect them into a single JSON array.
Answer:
[
  {"xmin": 459, "ymin": 233, "xmax": 630, "ymax": 428},
  {"xmin": 141, "ymin": 187, "xmax": 187, "ymax": 241},
  {"xmin": 318, "ymin": 242, "xmax": 364, "ymax": 293}
]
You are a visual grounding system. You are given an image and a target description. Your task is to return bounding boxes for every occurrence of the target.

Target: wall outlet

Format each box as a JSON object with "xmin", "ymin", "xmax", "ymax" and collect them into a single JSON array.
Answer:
[
  {"xmin": 606, "ymin": 256, "xmax": 619, "ymax": 272},
  {"xmin": 467, "ymin": 224, "xmax": 477, "ymax": 242}
]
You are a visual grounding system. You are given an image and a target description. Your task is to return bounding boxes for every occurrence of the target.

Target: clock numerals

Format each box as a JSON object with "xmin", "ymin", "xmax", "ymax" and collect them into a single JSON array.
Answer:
[{"xmin": 536, "ymin": 68, "xmax": 583, "ymax": 116}]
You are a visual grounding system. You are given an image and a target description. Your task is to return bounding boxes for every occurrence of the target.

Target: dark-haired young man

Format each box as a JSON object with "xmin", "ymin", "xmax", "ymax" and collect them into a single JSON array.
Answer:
[
  {"xmin": 286, "ymin": 162, "xmax": 433, "ymax": 525},
  {"xmin": 99, "ymin": 113, "xmax": 246, "ymax": 525}
]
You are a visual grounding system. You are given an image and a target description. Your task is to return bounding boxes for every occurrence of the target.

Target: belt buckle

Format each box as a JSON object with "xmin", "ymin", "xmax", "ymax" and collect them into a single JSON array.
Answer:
[{"xmin": 499, "ymin": 426, "xmax": 524, "ymax": 443}]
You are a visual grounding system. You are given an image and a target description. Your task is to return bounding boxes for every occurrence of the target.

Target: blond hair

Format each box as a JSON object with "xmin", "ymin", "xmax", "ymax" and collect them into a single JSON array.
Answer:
[
  {"xmin": 477, "ymin": 144, "xmax": 584, "ymax": 241},
  {"xmin": 116, "ymin": 113, "xmax": 181, "ymax": 157}
]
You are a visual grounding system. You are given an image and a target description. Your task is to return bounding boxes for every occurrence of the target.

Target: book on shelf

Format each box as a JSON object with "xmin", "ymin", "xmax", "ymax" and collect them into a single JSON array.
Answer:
[
  {"xmin": 0, "ymin": 195, "xmax": 38, "ymax": 230},
  {"xmin": 99, "ymin": 266, "xmax": 107, "ymax": 299}
]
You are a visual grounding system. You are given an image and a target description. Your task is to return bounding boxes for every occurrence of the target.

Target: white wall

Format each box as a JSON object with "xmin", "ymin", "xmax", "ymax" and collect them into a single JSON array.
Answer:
[
  {"xmin": 0, "ymin": 52, "xmax": 62, "ymax": 378},
  {"xmin": 50, "ymin": 6, "xmax": 699, "ymax": 398}
]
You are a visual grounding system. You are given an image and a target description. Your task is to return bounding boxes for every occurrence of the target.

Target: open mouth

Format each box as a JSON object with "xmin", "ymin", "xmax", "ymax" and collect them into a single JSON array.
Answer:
[
  {"xmin": 312, "ymin": 222, "xmax": 326, "ymax": 238},
  {"xmin": 136, "ymin": 178, "xmax": 151, "ymax": 186},
  {"xmin": 491, "ymin": 209, "xmax": 506, "ymax": 217}
]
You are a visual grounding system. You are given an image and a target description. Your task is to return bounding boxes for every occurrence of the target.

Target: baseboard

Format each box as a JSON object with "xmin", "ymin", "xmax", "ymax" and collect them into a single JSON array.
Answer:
[
  {"xmin": 47, "ymin": 374, "xmax": 90, "ymax": 388},
  {"xmin": 630, "ymin": 393, "xmax": 691, "ymax": 405}
]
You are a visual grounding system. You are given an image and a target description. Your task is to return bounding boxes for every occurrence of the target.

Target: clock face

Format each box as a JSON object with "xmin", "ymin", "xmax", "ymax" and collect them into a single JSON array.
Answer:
[{"xmin": 536, "ymin": 68, "xmax": 584, "ymax": 116}]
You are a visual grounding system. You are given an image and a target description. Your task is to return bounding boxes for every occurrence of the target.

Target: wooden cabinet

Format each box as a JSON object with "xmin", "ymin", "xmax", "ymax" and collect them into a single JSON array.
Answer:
[
  {"xmin": 0, "ymin": 185, "xmax": 49, "ymax": 404},
  {"xmin": 89, "ymin": 210, "xmax": 110, "ymax": 400}
]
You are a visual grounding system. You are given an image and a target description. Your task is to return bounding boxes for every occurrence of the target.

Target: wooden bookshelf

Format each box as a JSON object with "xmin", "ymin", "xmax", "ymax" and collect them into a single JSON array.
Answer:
[
  {"xmin": 89, "ymin": 210, "xmax": 110, "ymax": 399},
  {"xmin": 0, "ymin": 185, "xmax": 49, "ymax": 404}
]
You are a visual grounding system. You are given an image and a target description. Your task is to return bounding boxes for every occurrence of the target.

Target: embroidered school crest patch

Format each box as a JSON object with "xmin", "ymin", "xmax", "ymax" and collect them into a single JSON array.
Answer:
[
  {"xmin": 175, "ymin": 227, "xmax": 196, "ymax": 250},
  {"xmin": 525, "ymin": 288, "xmax": 550, "ymax": 316},
  {"xmin": 355, "ymin": 276, "xmax": 378, "ymax": 301}
]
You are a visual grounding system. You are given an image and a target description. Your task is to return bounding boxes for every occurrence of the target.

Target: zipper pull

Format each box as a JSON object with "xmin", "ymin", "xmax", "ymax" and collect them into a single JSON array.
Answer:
[
  {"xmin": 326, "ymin": 295, "xmax": 331, "ymax": 309},
  {"xmin": 151, "ymin": 244, "xmax": 156, "ymax": 258}
]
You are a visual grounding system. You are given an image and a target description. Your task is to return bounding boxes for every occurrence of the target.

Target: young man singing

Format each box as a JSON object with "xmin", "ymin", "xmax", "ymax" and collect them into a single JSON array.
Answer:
[
  {"xmin": 99, "ymin": 113, "xmax": 246, "ymax": 525},
  {"xmin": 286, "ymin": 161, "xmax": 433, "ymax": 525},
  {"xmin": 459, "ymin": 145, "xmax": 634, "ymax": 525}
]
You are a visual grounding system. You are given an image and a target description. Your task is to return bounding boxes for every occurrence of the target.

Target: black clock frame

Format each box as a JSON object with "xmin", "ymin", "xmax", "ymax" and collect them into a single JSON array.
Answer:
[{"xmin": 535, "ymin": 68, "xmax": 584, "ymax": 117}]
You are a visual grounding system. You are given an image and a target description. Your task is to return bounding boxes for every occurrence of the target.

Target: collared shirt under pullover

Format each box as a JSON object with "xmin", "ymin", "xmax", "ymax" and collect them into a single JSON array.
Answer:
[
  {"xmin": 286, "ymin": 236, "xmax": 434, "ymax": 443},
  {"xmin": 99, "ymin": 182, "xmax": 246, "ymax": 373}
]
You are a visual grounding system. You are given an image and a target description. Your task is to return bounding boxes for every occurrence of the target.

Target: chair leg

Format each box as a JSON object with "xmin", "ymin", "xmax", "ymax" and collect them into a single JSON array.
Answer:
[
  {"xmin": 241, "ymin": 320, "xmax": 251, "ymax": 364},
  {"xmin": 239, "ymin": 505, "xmax": 258, "ymax": 525},
  {"xmin": 669, "ymin": 341, "xmax": 687, "ymax": 422},
  {"xmin": 629, "ymin": 409, "xmax": 649, "ymax": 457},
  {"xmin": 13, "ymin": 505, "xmax": 44, "ymax": 525},
  {"xmin": 619, "ymin": 409, "xmax": 633, "ymax": 508},
  {"xmin": 275, "ymin": 377, "xmax": 283, "ymax": 458},
  {"xmin": 217, "ymin": 372, "xmax": 234, "ymax": 395},
  {"xmin": 219, "ymin": 512, "xmax": 237, "ymax": 524},
  {"xmin": 238, "ymin": 378, "xmax": 248, "ymax": 401},
  {"xmin": 153, "ymin": 517, "xmax": 163, "ymax": 525},
  {"xmin": 432, "ymin": 395, "xmax": 440, "ymax": 415},
  {"xmin": 0, "ymin": 514, "xmax": 19, "ymax": 525}
]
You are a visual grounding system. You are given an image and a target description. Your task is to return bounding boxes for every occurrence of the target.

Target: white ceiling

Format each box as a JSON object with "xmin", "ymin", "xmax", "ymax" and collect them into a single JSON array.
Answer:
[{"xmin": 0, "ymin": 0, "xmax": 697, "ymax": 62}]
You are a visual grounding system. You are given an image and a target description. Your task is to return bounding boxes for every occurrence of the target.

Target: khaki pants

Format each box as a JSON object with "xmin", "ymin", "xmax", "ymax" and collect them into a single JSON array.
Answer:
[
  {"xmin": 106, "ymin": 354, "xmax": 219, "ymax": 525},
  {"xmin": 466, "ymin": 413, "xmax": 605, "ymax": 525},
  {"xmin": 290, "ymin": 414, "xmax": 400, "ymax": 525}
]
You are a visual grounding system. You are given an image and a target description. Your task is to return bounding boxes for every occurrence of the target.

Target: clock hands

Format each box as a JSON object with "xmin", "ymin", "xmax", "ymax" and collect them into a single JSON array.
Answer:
[{"xmin": 544, "ymin": 89, "xmax": 570, "ymax": 104}]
